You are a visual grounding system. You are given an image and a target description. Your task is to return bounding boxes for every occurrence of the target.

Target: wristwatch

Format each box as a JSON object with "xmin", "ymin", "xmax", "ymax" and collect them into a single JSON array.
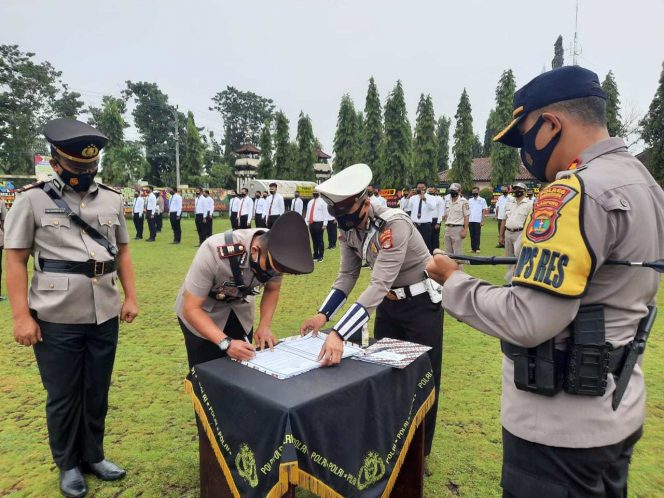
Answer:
[{"xmin": 217, "ymin": 337, "xmax": 232, "ymax": 352}]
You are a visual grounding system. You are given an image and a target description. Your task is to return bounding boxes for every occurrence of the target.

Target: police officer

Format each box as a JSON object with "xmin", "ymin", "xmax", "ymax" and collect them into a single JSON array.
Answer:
[
  {"xmin": 426, "ymin": 66, "xmax": 664, "ymax": 497},
  {"xmin": 442, "ymin": 183, "xmax": 469, "ymax": 256},
  {"xmin": 176, "ymin": 211, "xmax": 313, "ymax": 368},
  {"xmin": 300, "ymin": 164, "xmax": 443, "ymax": 472},
  {"xmin": 145, "ymin": 185, "xmax": 157, "ymax": 241},
  {"xmin": 0, "ymin": 199, "xmax": 6, "ymax": 299},
  {"xmin": 4, "ymin": 119, "xmax": 139, "ymax": 497},
  {"xmin": 499, "ymin": 182, "xmax": 533, "ymax": 257}
]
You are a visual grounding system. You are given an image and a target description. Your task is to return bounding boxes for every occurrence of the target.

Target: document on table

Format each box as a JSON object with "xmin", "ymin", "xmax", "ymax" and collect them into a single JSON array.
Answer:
[
  {"xmin": 235, "ymin": 332, "xmax": 363, "ymax": 379},
  {"xmin": 353, "ymin": 338, "xmax": 431, "ymax": 369}
]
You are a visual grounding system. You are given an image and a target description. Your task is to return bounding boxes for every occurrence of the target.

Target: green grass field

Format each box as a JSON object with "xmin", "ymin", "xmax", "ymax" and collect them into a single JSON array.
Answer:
[{"xmin": 1, "ymin": 218, "xmax": 662, "ymax": 497}]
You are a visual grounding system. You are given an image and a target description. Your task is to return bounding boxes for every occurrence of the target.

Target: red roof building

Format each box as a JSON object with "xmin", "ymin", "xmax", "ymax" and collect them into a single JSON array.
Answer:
[{"xmin": 439, "ymin": 157, "xmax": 537, "ymax": 189}]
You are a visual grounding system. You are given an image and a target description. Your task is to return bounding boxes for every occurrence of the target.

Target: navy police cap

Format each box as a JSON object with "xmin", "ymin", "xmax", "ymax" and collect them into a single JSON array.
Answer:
[
  {"xmin": 493, "ymin": 66, "xmax": 607, "ymax": 148},
  {"xmin": 44, "ymin": 118, "xmax": 108, "ymax": 164}
]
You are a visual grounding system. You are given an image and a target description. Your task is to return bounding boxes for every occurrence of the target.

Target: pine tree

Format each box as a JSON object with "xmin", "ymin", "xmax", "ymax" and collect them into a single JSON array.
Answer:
[
  {"xmin": 181, "ymin": 111, "xmax": 205, "ymax": 184},
  {"xmin": 258, "ymin": 119, "xmax": 273, "ymax": 178},
  {"xmin": 640, "ymin": 62, "xmax": 664, "ymax": 186},
  {"xmin": 435, "ymin": 116, "xmax": 451, "ymax": 172},
  {"xmin": 490, "ymin": 70, "xmax": 520, "ymax": 188},
  {"xmin": 362, "ymin": 76, "xmax": 383, "ymax": 174},
  {"xmin": 450, "ymin": 89, "xmax": 474, "ymax": 193},
  {"xmin": 355, "ymin": 111, "xmax": 365, "ymax": 163},
  {"xmin": 333, "ymin": 94, "xmax": 358, "ymax": 171},
  {"xmin": 412, "ymin": 94, "xmax": 438, "ymax": 185},
  {"xmin": 273, "ymin": 111, "xmax": 291, "ymax": 179},
  {"xmin": 483, "ymin": 108, "xmax": 499, "ymax": 156},
  {"xmin": 381, "ymin": 80, "xmax": 412, "ymax": 187},
  {"xmin": 295, "ymin": 111, "xmax": 316, "ymax": 180},
  {"xmin": 472, "ymin": 134, "xmax": 484, "ymax": 158},
  {"xmin": 602, "ymin": 70, "xmax": 622, "ymax": 137},
  {"xmin": 552, "ymin": 35, "xmax": 564, "ymax": 69}
]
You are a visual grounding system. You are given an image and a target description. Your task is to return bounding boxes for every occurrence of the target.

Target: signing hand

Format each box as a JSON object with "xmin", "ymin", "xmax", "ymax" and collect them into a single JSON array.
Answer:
[
  {"xmin": 300, "ymin": 313, "xmax": 327, "ymax": 337},
  {"xmin": 318, "ymin": 331, "xmax": 344, "ymax": 367},
  {"xmin": 426, "ymin": 253, "xmax": 460, "ymax": 285},
  {"xmin": 254, "ymin": 324, "xmax": 277, "ymax": 351},
  {"xmin": 227, "ymin": 340, "xmax": 256, "ymax": 361},
  {"xmin": 120, "ymin": 298, "xmax": 139, "ymax": 323},
  {"xmin": 13, "ymin": 315, "xmax": 42, "ymax": 346}
]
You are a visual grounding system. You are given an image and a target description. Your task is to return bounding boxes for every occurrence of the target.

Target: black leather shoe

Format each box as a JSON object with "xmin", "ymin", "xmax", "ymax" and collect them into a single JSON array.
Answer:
[
  {"xmin": 60, "ymin": 467, "xmax": 87, "ymax": 497},
  {"xmin": 83, "ymin": 460, "xmax": 126, "ymax": 481}
]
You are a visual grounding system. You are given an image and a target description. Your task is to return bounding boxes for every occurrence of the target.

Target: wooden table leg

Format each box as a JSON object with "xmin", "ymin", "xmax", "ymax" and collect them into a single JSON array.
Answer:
[{"xmin": 390, "ymin": 420, "xmax": 425, "ymax": 498}]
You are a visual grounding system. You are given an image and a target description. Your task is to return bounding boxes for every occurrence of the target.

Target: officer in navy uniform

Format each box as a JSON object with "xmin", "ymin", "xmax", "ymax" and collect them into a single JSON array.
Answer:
[
  {"xmin": 427, "ymin": 66, "xmax": 664, "ymax": 497},
  {"xmin": 4, "ymin": 119, "xmax": 139, "ymax": 497},
  {"xmin": 300, "ymin": 164, "xmax": 443, "ymax": 473}
]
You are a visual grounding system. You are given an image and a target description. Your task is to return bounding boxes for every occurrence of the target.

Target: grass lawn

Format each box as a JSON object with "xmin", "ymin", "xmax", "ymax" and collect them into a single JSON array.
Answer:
[{"xmin": 0, "ymin": 217, "xmax": 662, "ymax": 497}]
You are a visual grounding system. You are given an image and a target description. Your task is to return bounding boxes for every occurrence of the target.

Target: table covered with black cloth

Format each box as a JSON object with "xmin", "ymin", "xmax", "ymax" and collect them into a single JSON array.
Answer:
[{"xmin": 184, "ymin": 352, "xmax": 435, "ymax": 498}]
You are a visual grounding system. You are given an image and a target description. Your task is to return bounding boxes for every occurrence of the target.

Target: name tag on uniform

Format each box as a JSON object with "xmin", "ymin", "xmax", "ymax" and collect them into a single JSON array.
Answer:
[{"xmin": 44, "ymin": 208, "xmax": 66, "ymax": 214}]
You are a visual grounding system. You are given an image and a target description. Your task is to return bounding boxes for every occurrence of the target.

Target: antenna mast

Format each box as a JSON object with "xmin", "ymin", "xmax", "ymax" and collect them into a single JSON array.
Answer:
[{"xmin": 572, "ymin": 0, "xmax": 582, "ymax": 65}]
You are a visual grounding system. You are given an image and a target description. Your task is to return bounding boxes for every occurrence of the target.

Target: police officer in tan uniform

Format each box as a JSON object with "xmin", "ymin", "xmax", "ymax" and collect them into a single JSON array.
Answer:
[
  {"xmin": 0, "ymin": 199, "xmax": 7, "ymax": 299},
  {"xmin": 443, "ymin": 183, "xmax": 469, "ymax": 256},
  {"xmin": 4, "ymin": 119, "xmax": 139, "ymax": 497},
  {"xmin": 426, "ymin": 66, "xmax": 664, "ymax": 497},
  {"xmin": 499, "ymin": 182, "xmax": 533, "ymax": 257},
  {"xmin": 300, "ymin": 164, "xmax": 443, "ymax": 471},
  {"xmin": 176, "ymin": 211, "xmax": 313, "ymax": 368}
]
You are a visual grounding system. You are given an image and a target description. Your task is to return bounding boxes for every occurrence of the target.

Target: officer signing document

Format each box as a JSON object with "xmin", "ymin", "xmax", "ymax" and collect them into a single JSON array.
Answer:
[
  {"xmin": 300, "ymin": 163, "xmax": 443, "ymax": 472},
  {"xmin": 427, "ymin": 66, "xmax": 664, "ymax": 497}
]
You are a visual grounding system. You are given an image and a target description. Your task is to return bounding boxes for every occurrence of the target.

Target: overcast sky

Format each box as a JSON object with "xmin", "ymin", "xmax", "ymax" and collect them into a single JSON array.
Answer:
[{"xmin": 2, "ymin": 0, "xmax": 663, "ymax": 156}]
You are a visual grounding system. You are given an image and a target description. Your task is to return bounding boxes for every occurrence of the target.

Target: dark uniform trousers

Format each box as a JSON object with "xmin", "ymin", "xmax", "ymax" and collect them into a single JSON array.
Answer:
[
  {"xmin": 170, "ymin": 212, "xmax": 181, "ymax": 243},
  {"xmin": 230, "ymin": 211, "xmax": 238, "ymax": 230},
  {"xmin": 179, "ymin": 311, "xmax": 253, "ymax": 369},
  {"xmin": 255, "ymin": 216, "xmax": 265, "ymax": 228},
  {"xmin": 206, "ymin": 215, "xmax": 213, "ymax": 239},
  {"xmin": 33, "ymin": 315, "xmax": 119, "ymax": 470},
  {"xmin": 155, "ymin": 212, "xmax": 163, "ymax": 232},
  {"xmin": 309, "ymin": 221, "xmax": 325, "ymax": 260},
  {"xmin": 267, "ymin": 214, "xmax": 280, "ymax": 229},
  {"xmin": 132, "ymin": 213, "xmax": 144, "ymax": 239},
  {"xmin": 414, "ymin": 222, "xmax": 433, "ymax": 253},
  {"xmin": 501, "ymin": 427, "xmax": 643, "ymax": 498},
  {"xmin": 468, "ymin": 221, "xmax": 482, "ymax": 251},
  {"xmin": 374, "ymin": 293, "xmax": 443, "ymax": 455},
  {"xmin": 195, "ymin": 214, "xmax": 205, "ymax": 244},
  {"xmin": 237, "ymin": 215, "xmax": 249, "ymax": 230},
  {"xmin": 326, "ymin": 221, "xmax": 337, "ymax": 249},
  {"xmin": 146, "ymin": 210, "xmax": 157, "ymax": 240},
  {"xmin": 431, "ymin": 218, "xmax": 441, "ymax": 252}
]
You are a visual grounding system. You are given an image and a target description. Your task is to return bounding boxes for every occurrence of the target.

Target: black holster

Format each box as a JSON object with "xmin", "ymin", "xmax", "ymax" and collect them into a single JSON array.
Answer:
[{"xmin": 501, "ymin": 340, "xmax": 565, "ymax": 396}]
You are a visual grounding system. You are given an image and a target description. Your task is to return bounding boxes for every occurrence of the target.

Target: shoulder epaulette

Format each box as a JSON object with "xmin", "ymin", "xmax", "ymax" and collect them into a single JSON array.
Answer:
[
  {"xmin": 15, "ymin": 181, "xmax": 45, "ymax": 193},
  {"xmin": 217, "ymin": 243, "xmax": 246, "ymax": 260},
  {"xmin": 97, "ymin": 183, "xmax": 122, "ymax": 194}
]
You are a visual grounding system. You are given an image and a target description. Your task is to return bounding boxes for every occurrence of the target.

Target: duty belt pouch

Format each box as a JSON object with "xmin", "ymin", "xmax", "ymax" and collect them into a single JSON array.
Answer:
[
  {"xmin": 564, "ymin": 304, "xmax": 611, "ymax": 396},
  {"xmin": 507, "ymin": 339, "xmax": 563, "ymax": 396}
]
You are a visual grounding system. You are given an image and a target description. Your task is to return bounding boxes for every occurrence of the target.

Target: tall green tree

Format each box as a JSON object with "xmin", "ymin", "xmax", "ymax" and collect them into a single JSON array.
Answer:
[
  {"xmin": 210, "ymin": 86, "xmax": 275, "ymax": 163},
  {"xmin": 490, "ymin": 70, "xmax": 520, "ymax": 188},
  {"xmin": 450, "ymin": 89, "xmax": 474, "ymax": 193},
  {"xmin": 472, "ymin": 134, "xmax": 484, "ymax": 158},
  {"xmin": 181, "ymin": 111, "xmax": 205, "ymax": 184},
  {"xmin": 295, "ymin": 111, "xmax": 316, "ymax": 180},
  {"xmin": 412, "ymin": 94, "xmax": 438, "ymax": 185},
  {"xmin": 435, "ymin": 116, "xmax": 451, "ymax": 172},
  {"xmin": 273, "ymin": 111, "xmax": 291, "ymax": 179},
  {"xmin": 381, "ymin": 81, "xmax": 412, "ymax": 187},
  {"xmin": 483, "ymin": 108, "xmax": 499, "ymax": 156},
  {"xmin": 602, "ymin": 70, "xmax": 622, "ymax": 137},
  {"xmin": 88, "ymin": 96, "xmax": 128, "ymax": 147},
  {"xmin": 202, "ymin": 132, "xmax": 232, "ymax": 187},
  {"xmin": 0, "ymin": 44, "xmax": 84, "ymax": 173},
  {"xmin": 258, "ymin": 119, "xmax": 273, "ymax": 178},
  {"xmin": 355, "ymin": 110, "xmax": 365, "ymax": 163},
  {"xmin": 640, "ymin": 62, "xmax": 664, "ymax": 186},
  {"xmin": 362, "ymin": 77, "xmax": 383, "ymax": 174},
  {"xmin": 552, "ymin": 35, "xmax": 564, "ymax": 69},
  {"xmin": 333, "ymin": 94, "xmax": 358, "ymax": 171}
]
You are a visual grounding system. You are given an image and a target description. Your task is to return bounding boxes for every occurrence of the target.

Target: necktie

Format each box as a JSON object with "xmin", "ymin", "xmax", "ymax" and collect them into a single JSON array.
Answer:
[
  {"xmin": 269, "ymin": 195, "xmax": 275, "ymax": 215},
  {"xmin": 309, "ymin": 199, "xmax": 316, "ymax": 224},
  {"xmin": 417, "ymin": 198, "xmax": 423, "ymax": 219},
  {"xmin": 238, "ymin": 199, "xmax": 244, "ymax": 221}
]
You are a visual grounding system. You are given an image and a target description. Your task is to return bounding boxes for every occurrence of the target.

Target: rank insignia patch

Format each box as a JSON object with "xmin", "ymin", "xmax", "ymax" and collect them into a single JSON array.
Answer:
[
  {"xmin": 217, "ymin": 243, "xmax": 245, "ymax": 259},
  {"xmin": 379, "ymin": 228, "xmax": 393, "ymax": 249}
]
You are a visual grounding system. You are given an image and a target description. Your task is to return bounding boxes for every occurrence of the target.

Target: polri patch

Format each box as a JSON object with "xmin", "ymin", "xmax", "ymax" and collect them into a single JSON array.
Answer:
[
  {"xmin": 379, "ymin": 228, "xmax": 393, "ymax": 249},
  {"xmin": 217, "ymin": 243, "xmax": 245, "ymax": 259},
  {"xmin": 526, "ymin": 184, "xmax": 578, "ymax": 243}
]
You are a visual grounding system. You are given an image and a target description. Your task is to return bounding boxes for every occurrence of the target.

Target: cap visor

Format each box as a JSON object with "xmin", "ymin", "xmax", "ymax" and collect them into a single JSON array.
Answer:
[
  {"xmin": 266, "ymin": 212, "xmax": 314, "ymax": 274},
  {"xmin": 493, "ymin": 116, "xmax": 523, "ymax": 148}
]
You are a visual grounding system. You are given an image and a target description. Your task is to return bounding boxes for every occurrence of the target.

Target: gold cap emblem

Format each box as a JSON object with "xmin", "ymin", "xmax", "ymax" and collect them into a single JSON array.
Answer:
[{"xmin": 81, "ymin": 145, "xmax": 99, "ymax": 158}]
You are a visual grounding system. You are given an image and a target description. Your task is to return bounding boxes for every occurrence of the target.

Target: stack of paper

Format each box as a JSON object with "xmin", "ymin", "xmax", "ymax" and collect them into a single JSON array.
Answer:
[{"xmin": 354, "ymin": 338, "xmax": 431, "ymax": 369}]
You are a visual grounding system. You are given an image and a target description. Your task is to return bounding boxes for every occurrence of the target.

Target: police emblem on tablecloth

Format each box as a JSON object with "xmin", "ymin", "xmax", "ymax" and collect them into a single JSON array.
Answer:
[
  {"xmin": 356, "ymin": 450, "xmax": 386, "ymax": 490},
  {"xmin": 526, "ymin": 184, "xmax": 577, "ymax": 243},
  {"xmin": 235, "ymin": 442, "xmax": 258, "ymax": 488}
]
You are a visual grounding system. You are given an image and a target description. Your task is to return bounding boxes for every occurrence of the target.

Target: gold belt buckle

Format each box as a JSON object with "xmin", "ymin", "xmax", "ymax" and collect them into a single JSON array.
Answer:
[{"xmin": 386, "ymin": 291, "xmax": 398, "ymax": 301}]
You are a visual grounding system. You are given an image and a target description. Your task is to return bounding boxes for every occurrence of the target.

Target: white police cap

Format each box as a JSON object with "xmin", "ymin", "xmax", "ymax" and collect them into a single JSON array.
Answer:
[
  {"xmin": 315, "ymin": 163, "xmax": 373, "ymax": 214},
  {"xmin": 512, "ymin": 182, "xmax": 527, "ymax": 190},
  {"xmin": 449, "ymin": 183, "xmax": 461, "ymax": 191}
]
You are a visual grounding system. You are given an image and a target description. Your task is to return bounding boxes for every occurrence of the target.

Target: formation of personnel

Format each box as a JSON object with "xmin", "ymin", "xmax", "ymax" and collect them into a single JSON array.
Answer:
[{"xmin": 4, "ymin": 64, "xmax": 663, "ymax": 498}]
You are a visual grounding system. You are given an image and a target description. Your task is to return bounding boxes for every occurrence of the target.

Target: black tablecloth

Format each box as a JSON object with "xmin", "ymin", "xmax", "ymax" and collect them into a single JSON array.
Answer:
[{"xmin": 185, "ymin": 353, "xmax": 435, "ymax": 498}]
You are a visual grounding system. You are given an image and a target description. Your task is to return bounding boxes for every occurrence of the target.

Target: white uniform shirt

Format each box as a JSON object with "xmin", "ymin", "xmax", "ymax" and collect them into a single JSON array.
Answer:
[
  {"xmin": 195, "ymin": 195, "xmax": 207, "ymax": 215},
  {"xmin": 205, "ymin": 196, "xmax": 214, "ymax": 217},
  {"xmin": 291, "ymin": 197, "xmax": 304, "ymax": 215},
  {"xmin": 399, "ymin": 196, "xmax": 410, "ymax": 212},
  {"xmin": 235, "ymin": 196, "xmax": 254, "ymax": 220},
  {"xmin": 146, "ymin": 192, "xmax": 157, "ymax": 212},
  {"xmin": 253, "ymin": 197, "xmax": 266, "ymax": 217},
  {"xmin": 468, "ymin": 196, "xmax": 488, "ymax": 223},
  {"xmin": 132, "ymin": 196, "xmax": 145, "ymax": 214},
  {"xmin": 370, "ymin": 195, "xmax": 388, "ymax": 208},
  {"xmin": 265, "ymin": 192, "xmax": 285, "ymax": 217},
  {"xmin": 169, "ymin": 193, "xmax": 183, "ymax": 216},
  {"xmin": 431, "ymin": 195, "xmax": 445, "ymax": 221},
  {"xmin": 305, "ymin": 197, "xmax": 328, "ymax": 225},
  {"xmin": 408, "ymin": 194, "xmax": 436, "ymax": 223},
  {"xmin": 495, "ymin": 194, "xmax": 512, "ymax": 220}
]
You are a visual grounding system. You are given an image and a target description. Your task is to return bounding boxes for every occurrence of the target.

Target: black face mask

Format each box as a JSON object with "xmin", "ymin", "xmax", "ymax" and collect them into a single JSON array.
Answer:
[
  {"xmin": 472, "ymin": 193, "xmax": 479, "ymax": 198},
  {"xmin": 270, "ymin": 190, "xmax": 276, "ymax": 195},
  {"xmin": 514, "ymin": 190, "xmax": 525, "ymax": 198},
  {"xmin": 335, "ymin": 206, "xmax": 366, "ymax": 231},
  {"xmin": 313, "ymin": 193, "xmax": 320, "ymax": 199},
  {"xmin": 450, "ymin": 192, "xmax": 459, "ymax": 198},
  {"xmin": 58, "ymin": 167, "xmax": 97, "ymax": 192},
  {"xmin": 250, "ymin": 249, "xmax": 278, "ymax": 283},
  {"xmin": 520, "ymin": 115, "xmax": 562, "ymax": 182}
]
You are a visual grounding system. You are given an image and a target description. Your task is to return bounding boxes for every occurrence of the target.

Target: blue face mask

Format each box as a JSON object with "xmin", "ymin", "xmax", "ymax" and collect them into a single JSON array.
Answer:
[{"xmin": 519, "ymin": 115, "xmax": 562, "ymax": 182}]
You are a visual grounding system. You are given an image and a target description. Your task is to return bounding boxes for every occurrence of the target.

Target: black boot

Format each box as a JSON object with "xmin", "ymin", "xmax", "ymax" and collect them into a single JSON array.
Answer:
[
  {"xmin": 83, "ymin": 459, "xmax": 126, "ymax": 481},
  {"xmin": 60, "ymin": 467, "xmax": 87, "ymax": 497}
]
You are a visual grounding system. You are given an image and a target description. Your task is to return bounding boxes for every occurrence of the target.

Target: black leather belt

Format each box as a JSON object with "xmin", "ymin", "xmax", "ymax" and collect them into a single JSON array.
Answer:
[
  {"xmin": 506, "ymin": 227, "xmax": 523, "ymax": 232},
  {"xmin": 38, "ymin": 258, "xmax": 117, "ymax": 278},
  {"xmin": 446, "ymin": 224, "xmax": 463, "ymax": 227}
]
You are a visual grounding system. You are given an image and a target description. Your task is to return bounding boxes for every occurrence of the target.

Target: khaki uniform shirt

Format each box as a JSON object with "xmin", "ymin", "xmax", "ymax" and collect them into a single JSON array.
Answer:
[
  {"xmin": 504, "ymin": 198, "xmax": 533, "ymax": 230},
  {"xmin": 175, "ymin": 229, "xmax": 279, "ymax": 337},
  {"xmin": 444, "ymin": 198, "xmax": 469, "ymax": 225},
  {"xmin": 4, "ymin": 176, "xmax": 129, "ymax": 324},
  {"xmin": 442, "ymin": 138, "xmax": 664, "ymax": 448},
  {"xmin": 332, "ymin": 205, "xmax": 431, "ymax": 313},
  {"xmin": 0, "ymin": 201, "xmax": 6, "ymax": 246}
]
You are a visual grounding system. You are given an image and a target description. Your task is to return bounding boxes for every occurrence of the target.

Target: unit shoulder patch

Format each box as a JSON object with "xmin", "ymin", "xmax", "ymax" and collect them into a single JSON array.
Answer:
[
  {"xmin": 378, "ymin": 227, "xmax": 394, "ymax": 249},
  {"xmin": 217, "ymin": 243, "xmax": 246, "ymax": 259}
]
